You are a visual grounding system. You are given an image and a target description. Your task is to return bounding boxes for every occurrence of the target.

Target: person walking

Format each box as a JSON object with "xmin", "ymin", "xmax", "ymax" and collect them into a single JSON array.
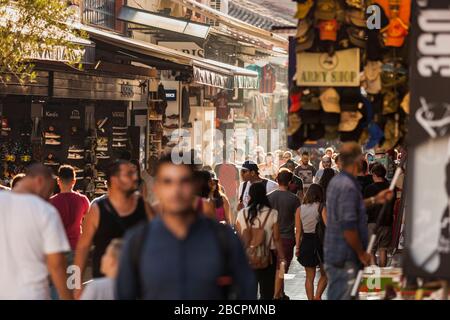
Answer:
[
  {"xmin": 314, "ymin": 156, "xmax": 336, "ymax": 183},
  {"xmin": 318, "ymin": 168, "xmax": 336, "ymax": 224},
  {"xmin": 296, "ymin": 183, "xmax": 327, "ymax": 300},
  {"xmin": 81, "ymin": 239, "xmax": 122, "ymax": 300},
  {"xmin": 74, "ymin": 160, "xmax": 151, "ymax": 298},
  {"xmin": 236, "ymin": 182, "xmax": 286, "ymax": 300},
  {"xmin": 0, "ymin": 164, "xmax": 72, "ymax": 299},
  {"xmin": 294, "ymin": 151, "xmax": 317, "ymax": 192},
  {"xmin": 209, "ymin": 172, "xmax": 233, "ymax": 225},
  {"xmin": 323, "ymin": 142, "xmax": 393, "ymax": 300},
  {"xmin": 237, "ymin": 160, "xmax": 278, "ymax": 211},
  {"xmin": 268, "ymin": 169, "xmax": 301, "ymax": 299},
  {"xmin": 259, "ymin": 152, "xmax": 278, "ymax": 180},
  {"xmin": 364, "ymin": 163, "xmax": 394, "ymax": 267},
  {"xmin": 50, "ymin": 165, "xmax": 90, "ymax": 265},
  {"xmin": 116, "ymin": 152, "xmax": 256, "ymax": 299}
]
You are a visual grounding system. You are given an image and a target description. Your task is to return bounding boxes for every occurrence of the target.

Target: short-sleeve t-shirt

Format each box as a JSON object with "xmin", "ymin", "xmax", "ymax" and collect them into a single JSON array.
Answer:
[
  {"xmin": 294, "ymin": 164, "xmax": 317, "ymax": 189},
  {"xmin": 237, "ymin": 206, "xmax": 278, "ymax": 250},
  {"xmin": 0, "ymin": 192, "xmax": 70, "ymax": 299},
  {"xmin": 268, "ymin": 190, "xmax": 300, "ymax": 240},
  {"xmin": 238, "ymin": 179, "xmax": 278, "ymax": 208},
  {"xmin": 50, "ymin": 192, "xmax": 90, "ymax": 250}
]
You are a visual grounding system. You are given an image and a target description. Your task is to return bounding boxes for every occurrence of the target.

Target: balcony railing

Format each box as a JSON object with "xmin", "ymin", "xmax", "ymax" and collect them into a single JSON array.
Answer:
[{"xmin": 83, "ymin": 0, "xmax": 116, "ymax": 30}]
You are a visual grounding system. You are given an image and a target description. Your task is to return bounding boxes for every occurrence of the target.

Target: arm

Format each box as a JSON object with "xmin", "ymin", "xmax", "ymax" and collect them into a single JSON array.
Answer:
[
  {"xmin": 222, "ymin": 195, "xmax": 233, "ymax": 225},
  {"xmin": 343, "ymin": 230, "xmax": 370, "ymax": 266},
  {"xmin": 272, "ymin": 222, "xmax": 286, "ymax": 261},
  {"xmin": 322, "ymin": 206, "xmax": 328, "ymax": 226},
  {"xmin": 364, "ymin": 189, "xmax": 394, "ymax": 208},
  {"xmin": 47, "ymin": 252, "xmax": 72, "ymax": 300},
  {"xmin": 295, "ymin": 207, "xmax": 302, "ymax": 257},
  {"xmin": 73, "ymin": 203, "xmax": 99, "ymax": 298}
]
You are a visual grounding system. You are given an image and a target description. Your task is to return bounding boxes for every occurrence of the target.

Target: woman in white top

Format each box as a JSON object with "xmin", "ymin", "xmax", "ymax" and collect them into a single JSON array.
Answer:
[
  {"xmin": 295, "ymin": 183, "xmax": 327, "ymax": 300},
  {"xmin": 236, "ymin": 182, "xmax": 285, "ymax": 300}
]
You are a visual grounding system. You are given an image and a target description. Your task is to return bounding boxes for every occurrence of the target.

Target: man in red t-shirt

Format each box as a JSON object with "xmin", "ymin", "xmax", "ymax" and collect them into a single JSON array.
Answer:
[{"xmin": 50, "ymin": 165, "xmax": 89, "ymax": 257}]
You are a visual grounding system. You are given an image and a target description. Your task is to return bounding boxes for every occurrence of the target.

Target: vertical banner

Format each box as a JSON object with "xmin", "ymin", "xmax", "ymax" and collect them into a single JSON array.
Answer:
[{"xmin": 404, "ymin": 1, "xmax": 450, "ymax": 279}]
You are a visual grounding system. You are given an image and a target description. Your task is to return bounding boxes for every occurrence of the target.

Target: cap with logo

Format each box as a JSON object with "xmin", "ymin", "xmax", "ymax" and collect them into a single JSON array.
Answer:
[
  {"xmin": 318, "ymin": 19, "xmax": 339, "ymax": 41},
  {"xmin": 239, "ymin": 160, "xmax": 259, "ymax": 173},
  {"xmin": 295, "ymin": 0, "xmax": 314, "ymax": 20},
  {"xmin": 320, "ymin": 87, "xmax": 340, "ymax": 113}
]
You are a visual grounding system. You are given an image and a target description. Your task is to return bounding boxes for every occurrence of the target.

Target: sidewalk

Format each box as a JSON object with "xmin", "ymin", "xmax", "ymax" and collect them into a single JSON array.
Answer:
[{"xmin": 284, "ymin": 258, "xmax": 326, "ymax": 300}]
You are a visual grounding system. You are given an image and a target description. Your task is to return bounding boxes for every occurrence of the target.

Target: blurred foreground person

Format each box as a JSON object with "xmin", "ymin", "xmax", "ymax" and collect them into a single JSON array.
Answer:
[
  {"xmin": 0, "ymin": 164, "xmax": 71, "ymax": 299},
  {"xmin": 116, "ymin": 152, "xmax": 256, "ymax": 299},
  {"xmin": 74, "ymin": 160, "xmax": 151, "ymax": 298},
  {"xmin": 81, "ymin": 239, "xmax": 123, "ymax": 300}
]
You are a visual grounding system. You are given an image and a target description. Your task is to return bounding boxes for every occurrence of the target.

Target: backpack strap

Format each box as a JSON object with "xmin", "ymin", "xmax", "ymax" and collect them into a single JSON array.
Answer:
[
  {"xmin": 261, "ymin": 208, "xmax": 272, "ymax": 228},
  {"xmin": 130, "ymin": 222, "xmax": 150, "ymax": 299}
]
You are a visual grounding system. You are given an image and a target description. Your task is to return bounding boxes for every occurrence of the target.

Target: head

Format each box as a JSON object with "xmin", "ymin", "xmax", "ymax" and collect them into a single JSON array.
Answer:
[
  {"xmin": 284, "ymin": 159, "xmax": 297, "ymax": 172},
  {"xmin": 301, "ymin": 151, "xmax": 310, "ymax": 166},
  {"xmin": 321, "ymin": 156, "xmax": 332, "ymax": 169},
  {"xmin": 153, "ymin": 151, "xmax": 197, "ymax": 215},
  {"xmin": 325, "ymin": 147, "xmax": 334, "ymax": 158},
  {"xmin": 57, "ymin": 165, "xmax": 76, "ymax": 191},
  {"xmin": 265, "ymin": 152, "xmax": 273, "ymax": 164},
  {"xmin": 100, "ymin": 238, "xmax": 123, "ymax": 278},
  {"xmin": 371, "ymin": 163, "xmax": 387, "ymax": 181},
  {"xmin": 338, "ymin": 142, "xmax": 363, "ymax": 176},
  {"xmin": 276, "ymin": 168, "xmax": 293, "ymax": 188},
  {"xmin": 194, "ymin": 170, "xmax": 213, "ymax": 198},
  {"xmin": 11, "ymin": 173, "xmax": 25, "ymax": 189},
  {"xmin": 318, "ymin": 168, "xmax": 335, "ymax": 195},
  {"xmin": 106, "ymin": 160, "xmax": 139, "ymax": 196},
  {"xmin": 246, "ymin": 182, "xmax": 272, "ymax": 223},
  {"xmin": 302, "ymin": 183, "xmax": 324, "ymax": 205},
  {"xmin": 15, "ymin": 163, "xmax": 55, "ymax": 199},
  {"xmin": 240, "ymin": 160, "xmax": 260, "ymax": 182},
  {"xmin": 282, "ymin": 151, "xmax": 292, "ymax": 162}
]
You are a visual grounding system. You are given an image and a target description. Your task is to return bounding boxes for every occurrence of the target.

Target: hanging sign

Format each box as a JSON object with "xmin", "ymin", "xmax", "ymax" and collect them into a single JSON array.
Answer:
[
  {"xmin": 296, "ymin": 48, "xmax": 360, "ymax": 87},
  {"xmin": 404, "ymin": 0, "xmax": 450, "ymax": 280},
  {"xmin": 158, "ymin": 41, "xmax": 205, "ymax": 58}
]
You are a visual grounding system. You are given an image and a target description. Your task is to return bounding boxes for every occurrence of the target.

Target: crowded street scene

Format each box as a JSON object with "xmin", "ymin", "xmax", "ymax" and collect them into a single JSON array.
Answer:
[{"xmin": 1, "ymin": 0, "xmax": 450, "ymax": 309}]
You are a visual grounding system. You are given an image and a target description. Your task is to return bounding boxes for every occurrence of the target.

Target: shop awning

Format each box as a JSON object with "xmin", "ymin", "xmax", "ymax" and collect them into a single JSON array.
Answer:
[
  {"xmin": 81, "ymin": 25, "xmax": 258, "ymax": 89},
  {"xmin": 118, "ymin": 5, "xmax": 210, "ymax": 39}
]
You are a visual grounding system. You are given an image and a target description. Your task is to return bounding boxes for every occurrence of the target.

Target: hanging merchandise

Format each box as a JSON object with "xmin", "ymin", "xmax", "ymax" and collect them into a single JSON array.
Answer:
[
  {"xmin": 181, "ymin": 86, "xmax": 191, "ymax": 127},
  {"xmin": 289, "ymin": 0, "xmax": 411, "ymax": 149}
]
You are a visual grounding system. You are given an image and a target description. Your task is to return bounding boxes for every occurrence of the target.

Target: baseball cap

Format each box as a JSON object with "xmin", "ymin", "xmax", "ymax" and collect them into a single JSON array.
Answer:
[
  {"xmin": 296, "ymin": 18, "xmax": 312, "ymax": 39},
  {"xmin": 318, "ymin": 19, "xmax": 339, "ymax": 41},
  {"xmin": 346, "ymin": 0, "xmax": 364, "ymax": 9},
  {"xmin": 347, "ymin": 26, "xmax": 367, "ymax": 48},
  {"xmin": 320, "ymin": 87, "xmax": 340, "ymax": 113},
  {"xmin": 301, "ymin": 88, "xmax": 321, "ymax": 110},
  {"xmin": 296, "ymin": 29, "xmax": 315, "ymax": 52},
  {"xmin": 346, "ymin": 8, "xmax": 366, "ymax": 27},
  {"xmin": 294, "ymin": 0, "xmax": 313, "ymax": 20},
  {"xmin": 239, "ymin": 160, "xmax": 259, "ymax": 173},
  {"xmin": 339, "ymin": 111, "xmax": 363, "ymax": 132},
  {"xmin": 315, "ymin": 0, "xmax": 338, "ymax": 21}
]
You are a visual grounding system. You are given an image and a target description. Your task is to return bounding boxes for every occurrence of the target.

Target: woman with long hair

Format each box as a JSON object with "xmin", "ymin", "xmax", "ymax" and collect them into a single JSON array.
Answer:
[
  {"xmin": 235, "ymin": 182, "xmax": 286, "ymax": 300},
  {"xmin": 318, "ymin": 168, "xmax": 335, "ymax": 224},
  {"xmin": 295, "ymin": 183, "xmax": 328, "ymax": 300},
  {"xmin": 193, "ymin": 170, "xmax": 216, "ymax": 219},
  {"xmin": 208, "ymin": 172, "xmax": 233, "ymax": 225}
]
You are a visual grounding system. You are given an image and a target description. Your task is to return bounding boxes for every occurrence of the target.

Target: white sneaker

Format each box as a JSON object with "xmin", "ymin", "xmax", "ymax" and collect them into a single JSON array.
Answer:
[
  {"xmin": 44, "ymin": 132, "xmax": 61, "ymax": 139},
  {"xmin": 45, "ymin": 139, "xmax": 61, "ymax": 145},
  {"xmin": 113, "ymin": 137, "xmax": 127, "ymax": 142},
  {"xmin": 112, "ymin": 132, "xmax": 127, "ymax": 136},
  {"xmin": 68, "ymin": 145, "xmax": 84, "ymax": 153},
  {"xmin": 68, "ymin": 153, "xmax": 83, "ymax": 160},
  {"xmin": 112, "ymin": 142, "xmax": 126, "ymax": 148},
  {"xmin": 112, "ymin": 126, "xmax": 127, "ymax": 130},
  {"xmin": 97, "ymin": 152, "xmax": 110, "ymax": 159},
  {"xmin": 96, "ymin": 146, "xmax": 108, "ymax": 152}
]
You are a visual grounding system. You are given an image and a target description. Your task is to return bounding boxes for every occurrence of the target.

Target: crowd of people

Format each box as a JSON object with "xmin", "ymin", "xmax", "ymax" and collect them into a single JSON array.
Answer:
[{"xmin": 0, "ymin": 142, "xmax": 399, "ymax": 300}]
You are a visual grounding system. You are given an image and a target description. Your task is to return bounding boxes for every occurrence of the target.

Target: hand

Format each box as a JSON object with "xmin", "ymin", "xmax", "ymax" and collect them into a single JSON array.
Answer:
[
  {"xmin": 295, "ymin": 246, "xmax": 300, "ymax": 258},
  {"xmin": 375, "ymin": 189, "xmax": 394, "ymax": 205},
  {"xmin": 358, "ymin": 251, "xmax": 371, "ymax": 267}
]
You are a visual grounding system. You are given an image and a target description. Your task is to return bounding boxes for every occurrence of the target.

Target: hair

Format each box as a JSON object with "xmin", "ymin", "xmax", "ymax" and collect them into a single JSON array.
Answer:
[
  {"xmin": 211, "ymin": 179, "xmax": 224, "ymax": 209},
  {"xmin": 154, "ymin": 150, "xmax": 197, "ymax": 177},
  {"xmin": 338, "ymin": 142, "xmax": 362, "ymax": 168},
  {"xmin": 58, "ymin": 165, "xmax": 75, "ymax": 183},
  {"xmin": 194, "ymin": 170, "xmax": 212, "ymax": 198},
  {"xmin": 283, "ymin": 151, "xmax": 292, "ymax": 158},
  {"xmin": 302, "ymin": 151, "xmax": 310, "ymax": 157},
  {"xmin": 11, "ymin": 173, "xmax": 26, "ymax": 189},
  {"xmin": 361, "ymin": 158, "xmax": 369, "ymax": 174},
  {"xmin": 371, "ymin": 163, "xmax": 387, "ymax": 179},
  {"xmin": 246, "ymin": 182, "xmax": 272, "ymax": 224},
  {"xmin": 319, "ymin": 168, "xmax": 335, "ymax": 196},
  {"xmin": 325, "ymin": 147, "xmax": 334, "ymax": 153},
  {"xmin": 107, "ymin": 238, "xmax": 123, "ymax": 259},
  {"xmin": 202, "ymin": 165, "xmax": 213, "ymax": 171},
  {"xmin": 266, "ymin": 152, "xmax": 273, "ymax": 159},
  {"xmin": 277, "ymin": 168, "xmax": 293, "ymax": 187},
  {"xmin": 284, "ymin": 159, "xmax": 296, "ymax": 172},
  {"xmin": 106, "ymin": 159, "xmax": 131, "ymax": 184},
  {"xmin": 24, "ymin": 163, "xmax": 54, "ymax": 180},
  {"xmin": 302, "ymin": 183, "xmax": 324, "ymax": 205},
  {"xmin": 322, "ymin": 155, "xmax": 331, "ymax": 163}
]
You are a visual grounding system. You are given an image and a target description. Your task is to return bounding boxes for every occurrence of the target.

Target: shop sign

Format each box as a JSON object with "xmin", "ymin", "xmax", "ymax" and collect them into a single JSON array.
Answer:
[
  {"xmin": 404, "ymin": 0, "xmax": 450, "ymax": 280},
  {"xmin": 70, "ymin": 109, "xmax": 81, "ymax": 120},
  {"xmin": 120, "ymin": 82, "xmax": 134, "ymax": 98},
  {"xmin": 158, "ymin": 41, "xmax": 205, "ymax": 58},
  {"xmin": 296, "ymin": 48, "xmax": 360, "ymax": 87},
  {"xmin": 112, "ymin": 111, "xmax": 125, "ymax": 118},
  {"xmin": 165, "ymin": 89, "xmax": 177, "ymax": 101},
  {"xmin": 45, "ymin": 111, "xmax": 59, "ymax": 118}
]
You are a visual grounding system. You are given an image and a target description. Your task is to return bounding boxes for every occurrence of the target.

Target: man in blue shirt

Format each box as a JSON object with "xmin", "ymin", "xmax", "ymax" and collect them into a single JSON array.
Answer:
[
  {"xmin": 116, "ymin": 151, "xmax": 256, "ymax": 300},
  {"xmin": 324, "ymin": 142, "xmax": 392, "ymax": 300}
]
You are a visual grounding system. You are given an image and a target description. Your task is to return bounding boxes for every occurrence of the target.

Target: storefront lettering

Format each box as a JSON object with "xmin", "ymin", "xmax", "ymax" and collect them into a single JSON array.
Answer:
[
  {"xmin": 45, "ymin": 111, "xmax": 59, "ymax": 118},
  {"xmin": 120, "ymin": 82, "xmax": 134, "ymax": 98},
  {"xmin": 300, "ymin": 71, "xmax": 357, "ymax": 84}
]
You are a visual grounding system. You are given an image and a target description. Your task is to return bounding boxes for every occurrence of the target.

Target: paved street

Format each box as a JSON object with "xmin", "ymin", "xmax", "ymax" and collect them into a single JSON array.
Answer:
[{"xmin": 285, "ymin": 258, "xmax": 326, "ymax": 300}]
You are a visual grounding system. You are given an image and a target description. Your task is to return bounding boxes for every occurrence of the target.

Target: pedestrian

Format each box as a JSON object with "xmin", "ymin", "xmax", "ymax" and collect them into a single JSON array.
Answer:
[
  {"xmin": 49, "ymin": 165, "xmax": 90, "ymax": 265},
  {"xmin": 357, "ymin": 157, "xmax": 374, "ymax": 193},
  {"xmin": 314, "ymin": 156, "xmax": 336, "ymax": 183},
  {"xmin": 323, "ymin": 142, "xmax": 393, "ymax": 300},
  {"xmin": 280, "ymin": 160, "xmax": 304, "ymax": 200},
  {"xmin": 237, "ymin": 160, "xmax": 278, "ymax": 211},
  {"xmin": 74, "ymin": 160, "xmax": 152, "ymax": 298},
  {"xmin": 193, "ymin": 170, "xmax": 218, "ymax": 219},
  {"xmin": 318, "ymin": 168, "xmax": 336, "ymax": 224},
  {"xmin": 11, "ymin": 173, "xmax": 25, "ymax": 189},
  {"xmin": 0, "ymin": 164, "xmax": 72, "ymax": 299},
  {"xmin": 294, "ymin": 151, "xmax": 317, "ymax": 192},
  {"xmin": 81, "ymin": 239, "xmax": 123, "ymax": 300},
  {"xmin": 116, "ymin": 151, "xmax": 256, "ymax": 299},
  {"xmin": 268, "ymin": 169, "xmax": 301, "ymax": 299},
  {"xmin": 214, "ymin": 152, "xmax": 240, "ymax": 220},
  {"xmin": 259, "ymin": 152, "xmax": 278, "ymax": 180},
  {"xmin": 236, "ymin": 182, "xmax": 286, "ymax": 300},
  {"xmin": 209, "ymin": 172, "xmax": 233, "ymax": 225},
  {"xmin": 364, "ymin": 163, "xmax": 394, "ymax": 267},
  {"xmin": 296, "ymin": 183, "xmax": 327, "ymax": 300}
]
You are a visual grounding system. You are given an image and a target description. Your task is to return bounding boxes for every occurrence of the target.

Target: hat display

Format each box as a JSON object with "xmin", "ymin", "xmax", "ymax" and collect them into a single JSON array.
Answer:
[
  {"xmin": 339, "ymin": 111, "xmax": 363, "ymax": 132},
  {"xmin": 318, "ymin": 19, "xmax": 339, "ymax": 41},
  {"xmin": 346, "ymin": 9, "xmax": 366, "ymax": 27},
  {"xmin": 295, "ymin": 0, "xmax": 314, "ymax": 20},
  {"xmin": 347, "ymin": 26, "xmax": 367, "ymax": 48},
  {"xmin": 296, "ymin": 18, "xmax": 312, "ymax": 39},
  {"xmin": 382, "ymin": 90, "xmax": 399, "ymax": 115},
  {"xmin": 315, "ymin": 0, "xmax": 339, "ymax": 20},
  {"xmin": 296, "ymin": 29, "xmax": 315, "ymax": 52},
  {"xmin": 320, "ymin": 88, "xmax": 340, "ymax": 113},
  {"xmin": 300, "ymin": 109, "xmax": 322, "ymax": 124},
  {"xmin": 340, "ymin": 87, "xmax": 362, "ymax": 111},
  {"xmin": 361, "ymin": 61, "xmax": 382, "ymax": 94},
  {"xmin": 301, "ymin": 89, "xmax": 321, "ymax": 110}
]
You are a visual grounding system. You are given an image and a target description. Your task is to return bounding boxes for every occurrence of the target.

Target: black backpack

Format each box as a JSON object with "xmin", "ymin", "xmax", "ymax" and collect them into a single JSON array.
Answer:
[
  {"xmin": 315, "ymin": 203, "xmax": 326, "ymax": 245},
  {"xmin": 130, "ymin": 219, "xmax": 237, "ymax": 300}
]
